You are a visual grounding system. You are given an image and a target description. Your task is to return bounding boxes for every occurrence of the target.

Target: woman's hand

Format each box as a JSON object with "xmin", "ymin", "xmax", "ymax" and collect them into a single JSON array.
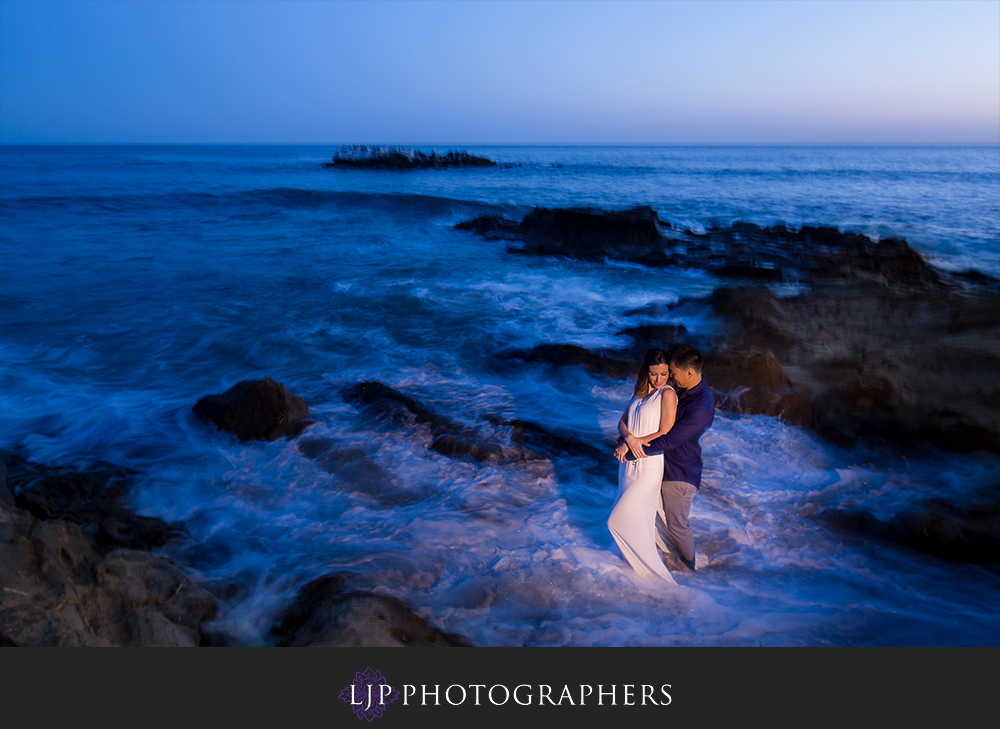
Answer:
[
  {"xmin": 614, "ymin": 442, "xmax": 629, "ymax": 462},
  {"xmin": 625, "ymin": 433, "xmax": 647, "ymax": 460}
]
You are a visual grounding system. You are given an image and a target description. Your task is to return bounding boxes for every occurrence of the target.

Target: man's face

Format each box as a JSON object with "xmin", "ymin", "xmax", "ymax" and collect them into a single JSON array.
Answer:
[{"xmin": 669, "ymin": 362, "xmax": 696, "ymax": 389}]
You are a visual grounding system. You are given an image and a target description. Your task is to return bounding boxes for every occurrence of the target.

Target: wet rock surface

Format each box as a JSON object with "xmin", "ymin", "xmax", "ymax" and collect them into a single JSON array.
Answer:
[
  {"xmin": 705, "ymin": 283, "xmax": 1000, "ymax": 453},
  {"xmin": 703, "ymin": 348, "xmax": 814, "ymax": 426},
  {"xmin": 0, "ymin": 451, "xmax": 217, "ymax": 647},
  {"xmin": 458, "ymin": 206, "xmax": 945, "ymax": 288},
  {"xmin": 193, "ymin": 377, "xmax": 313, "ymax": 442},
  {"xmin": 458, "ymin": 206, "xmax": 667, "ymax": 264},
  {"xmin": 272, "ymin": 574, "xmax": 470, "ymax": 647},
  {"xmin": 340, "ymin": 381, "xmax": 544, "ymax": 465}
]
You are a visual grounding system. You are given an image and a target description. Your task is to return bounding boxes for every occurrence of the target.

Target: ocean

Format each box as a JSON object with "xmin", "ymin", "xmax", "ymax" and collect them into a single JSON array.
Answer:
[{"xmin": 1, "ymin": 144, "xmax": 998, "ymax": 646}]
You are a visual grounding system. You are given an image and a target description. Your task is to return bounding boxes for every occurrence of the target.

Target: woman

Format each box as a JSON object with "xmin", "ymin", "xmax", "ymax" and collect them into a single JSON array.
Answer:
[{"xmin": 607, "ymin": 348, "xmax": 678, "ymax": 584}]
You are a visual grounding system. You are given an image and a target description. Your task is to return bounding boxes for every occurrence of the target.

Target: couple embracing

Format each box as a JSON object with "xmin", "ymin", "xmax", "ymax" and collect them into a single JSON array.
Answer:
[{"xmin": 608, "ymin": 344, "xmax": 714, "ymax": 584}]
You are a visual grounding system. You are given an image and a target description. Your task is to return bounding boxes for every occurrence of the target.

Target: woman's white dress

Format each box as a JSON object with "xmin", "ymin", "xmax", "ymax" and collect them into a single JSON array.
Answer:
[{"xmin": 607, "ymin": 386, "xmax": 677, "ymax": 584}]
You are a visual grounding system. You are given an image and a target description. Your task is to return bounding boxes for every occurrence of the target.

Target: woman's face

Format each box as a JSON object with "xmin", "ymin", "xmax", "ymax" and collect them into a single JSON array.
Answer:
[{"xmin": 648, "ymin": 363, "xmax": 671, "ymax": 390}]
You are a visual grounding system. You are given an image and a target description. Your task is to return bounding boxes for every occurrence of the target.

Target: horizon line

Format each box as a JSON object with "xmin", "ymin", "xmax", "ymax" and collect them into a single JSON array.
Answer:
[{"xmin": 3, "ymin": 141, "xmax": 999, "ymax": 148}]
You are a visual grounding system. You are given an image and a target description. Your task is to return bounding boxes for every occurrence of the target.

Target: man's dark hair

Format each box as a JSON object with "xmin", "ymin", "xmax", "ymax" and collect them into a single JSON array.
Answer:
[{"xmin": 670, "ymin": 343, "xmax": 703, "ymax": 374}]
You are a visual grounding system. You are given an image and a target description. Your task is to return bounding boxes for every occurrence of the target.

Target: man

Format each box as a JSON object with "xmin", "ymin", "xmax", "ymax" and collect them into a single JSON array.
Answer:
[{"xmin": 626, "ymin": 343, "xmax": 714, "ymax": 571}]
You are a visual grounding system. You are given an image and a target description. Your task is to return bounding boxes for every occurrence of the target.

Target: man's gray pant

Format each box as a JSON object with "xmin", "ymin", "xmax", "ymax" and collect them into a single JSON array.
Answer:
[{"xmin": 657, "ymin": 480, "xmax": 697, "ymax": 562}]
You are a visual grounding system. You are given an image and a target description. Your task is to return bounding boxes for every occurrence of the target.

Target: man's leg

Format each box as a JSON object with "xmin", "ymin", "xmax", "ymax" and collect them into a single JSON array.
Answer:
[{"xmin": 660, "ymin": 480, "xmax": 696, "ymax": 563}]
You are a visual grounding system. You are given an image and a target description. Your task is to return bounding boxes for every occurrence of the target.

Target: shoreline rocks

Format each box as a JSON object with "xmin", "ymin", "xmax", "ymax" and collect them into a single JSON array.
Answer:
[
  {"xmin": 457, "ymin": 206, "xmax": 952, "ymax": 289},
  {"xmin": 1, "ymin": 451, "xmax": 217, "ymax": 647},
  {"xmin": 703, "ymin": 283, "xmax": 1000, "ymax": 453},
  {"xmin": 271, "ymin": 574, "xmax": 469, "ymax": 647},
  {"xmin": 461, "ymin": 203, "xmax": 998, "ymax": 455}
]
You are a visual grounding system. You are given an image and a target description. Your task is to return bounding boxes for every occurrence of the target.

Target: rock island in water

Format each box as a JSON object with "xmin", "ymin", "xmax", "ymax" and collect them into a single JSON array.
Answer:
[{"xmin": 323, "ymin": 144, "xmax": 497, "ymax": 170}]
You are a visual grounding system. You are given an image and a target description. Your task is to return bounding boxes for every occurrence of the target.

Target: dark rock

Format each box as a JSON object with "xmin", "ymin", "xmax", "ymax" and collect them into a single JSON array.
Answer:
[
  {"xmin": 510, "ymin": 206, "xmax": 665, "ymax": 262},
  {"xmin": 623, "ymin": 301, "xmax": 675, "ymax": 318},
  {"xmin": 486, "ymin": 417, "xmax": 608, "ymax": 462},
  {"xmin": 0, "ymin": 455, "xmax": 217, "ymax": 647},
  {"xmin": 0, "ymin": 462, "xmax": 13, "ymax": 509},
  {"xmin": 703, "ymin": 283, "xmax": 1000, "ymax": 453},
  {"xmin": 455, "ymin": 215, "xmax": 521, "ymax": 239},
  {"xmin": 429, "ymin": 435, "xmax": 508, "ymax": 464},
  {"xmin": 493, "ymin": 343, "xmax": 637, "ymax": 378},
  {"xmin": 6, "ymin": 456, "xmax": 184, "ymax": 552},
  {"xmin": 709, "ymin": 260, "xmax": 785, "ymax": 281},
  {"xmin": 272, "ymin": 574, "xmax": 470, "ymax": 647},
  {"xmin": 324, "ymin": 145, "xmax": 496, "ymax": 170},
  {"xmin": 615, "ymin": 324, "xmax": 689, "ymax": 356},
  {"xmin": 704, "ymin": 348, "xmax": 813, "ymax": 426},
  {"xmin": 954, "ymin": 269, "xmax": 1000, "ymax": 287},
  {"xmin": 341, "ymin": 381, "xmax": 467, "ymax": 438},
  {"xmin": 193, "ymin": 377, "xmax": 313, "ymax": 442},
  {"xmin": 827, "ymin": 483, "xmax": 1000, "ymax": 563},
  {"xmin": 199, "ymin": 568, "xmax": 260, "ymax": 605},
  {"xmin": 459, "ymin": 206, "xmax": 947, "ymax": 288}
]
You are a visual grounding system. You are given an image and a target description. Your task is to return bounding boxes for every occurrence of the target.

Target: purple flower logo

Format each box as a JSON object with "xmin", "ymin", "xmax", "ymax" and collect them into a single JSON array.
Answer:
[{"xmin": 339, "ymin": 667, "xmax": 399, "ymax": 722}]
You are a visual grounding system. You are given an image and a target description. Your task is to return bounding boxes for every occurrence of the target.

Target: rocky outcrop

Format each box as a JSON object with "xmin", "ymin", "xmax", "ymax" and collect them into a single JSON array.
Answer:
[
  {"xmin": 0, "ymin": 452, "xmax": 217, "ymax": 647},
  {"xmin": 193, "ymin": 377, "xmax": 313, "ymax": 442},
  {"xmin": 324, "ymin": 145, "xmax": 496, "ymax": 170},
  {"xmin": 459, "ymin": 206, "xmax": 668, "ymax": 264},
  {"xmin": 7, "ymin": 458, "xmax": 183, "ymax": 552},
  {"xmin": 272, "ymin": 574, "xmax": 469, "ymax": 647},
  {"xmin": 703, "ymin": 348, "xmax": 814, "ymax": 426},
  {"xmin": 458, "ymin": 206, "xmax": 945, "ymax": 288},
  {"xmin": 704, "ymin": 283, "xmax": 1000, "ymax": 453}
]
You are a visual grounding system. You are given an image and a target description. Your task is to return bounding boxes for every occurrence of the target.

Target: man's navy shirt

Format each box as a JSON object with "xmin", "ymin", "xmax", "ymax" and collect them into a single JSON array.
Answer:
[{"xmin": 631, "ymin": 378, "xmax": 715, "ymax": 488}]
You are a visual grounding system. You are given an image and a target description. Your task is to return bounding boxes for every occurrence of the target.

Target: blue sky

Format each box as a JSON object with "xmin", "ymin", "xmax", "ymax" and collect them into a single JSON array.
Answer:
[{"xmin": 1, "ymin": 0, "xmax": 997, "ymax": 144}]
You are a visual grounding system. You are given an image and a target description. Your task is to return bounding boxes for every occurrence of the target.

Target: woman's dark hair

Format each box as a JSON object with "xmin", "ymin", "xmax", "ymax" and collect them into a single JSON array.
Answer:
[{"xmin": 633, "ymin": 347, "xmax": 671, "ymax": 397}]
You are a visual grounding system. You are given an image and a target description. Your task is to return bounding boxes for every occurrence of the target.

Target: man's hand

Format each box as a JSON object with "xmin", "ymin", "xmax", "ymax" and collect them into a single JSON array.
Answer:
[
  {"xmin": 625, "ymin": 433, "xmax": 647, "ymax": 459},
  {"xmin": 614, "ymin": 442, "xmax": 629, "ymax": 462}
]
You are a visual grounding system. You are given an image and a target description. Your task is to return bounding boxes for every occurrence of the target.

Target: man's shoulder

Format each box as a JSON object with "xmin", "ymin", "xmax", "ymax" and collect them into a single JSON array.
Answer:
[{"xmin": 691, "ymin": 381, "xmax": 715, "ymax": 419}]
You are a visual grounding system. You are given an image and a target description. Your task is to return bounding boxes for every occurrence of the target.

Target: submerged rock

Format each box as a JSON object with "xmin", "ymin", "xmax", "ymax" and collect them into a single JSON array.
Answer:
[
  {"xmin": 193, "ymin": 377, "xmax": 313, "ymax": 442},
  {"xmin": 493, "ymin": 343, "xmax": 637, "ymax": 378},
  {"xmin": 340, "ymin": 381, "xmax": 541, "ymax": 465},
  {"xmin": 298, "ymin": 438, "xmax": 427, "ymax": 506},
  {"xmin": 485, "ymin": 416, "xmax": 608, "ymax": 462},
  {"xmin": 0, "ymin": 452, "xmax": 217, "ymax": 647},
  {"xmin": 272, "ymin": 574, "xmax": 470, "ymax": 647}
]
